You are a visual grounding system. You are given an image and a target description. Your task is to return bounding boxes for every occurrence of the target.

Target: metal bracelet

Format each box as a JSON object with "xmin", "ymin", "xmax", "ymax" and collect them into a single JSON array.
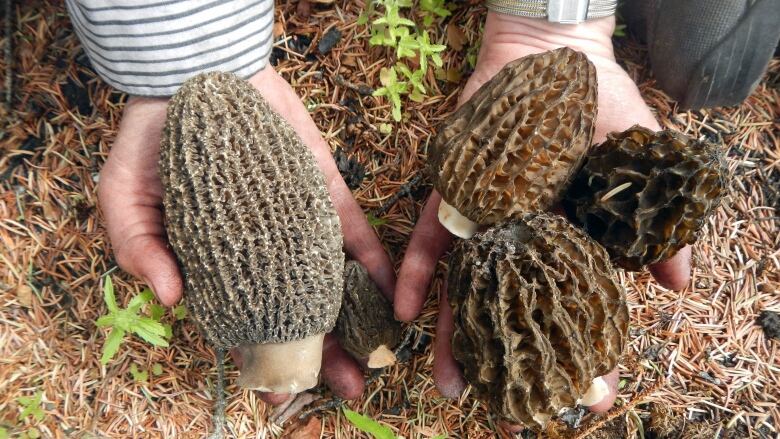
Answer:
[{"xmin": 485, "ymin": 0, "xmax": 618, "ymax": 24}]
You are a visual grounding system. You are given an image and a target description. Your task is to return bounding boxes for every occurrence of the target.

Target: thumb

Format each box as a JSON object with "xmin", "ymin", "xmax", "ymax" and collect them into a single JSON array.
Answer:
[{"xmin": 115, "ymin": 234, "xmax": 183, "ymax": 306}]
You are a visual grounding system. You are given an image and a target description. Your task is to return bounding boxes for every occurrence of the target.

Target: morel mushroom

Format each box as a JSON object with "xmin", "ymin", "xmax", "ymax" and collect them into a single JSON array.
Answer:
[
  {"xmin": 428, "ymin": 47, "xmax": 597, "ymax": 238},
  {"xmin": 448, "ymin": 213, "xmax": 628, "ymax": 427},
  {"xmin": 563, "ymin": 125, "xmax": 725, "ymax": 270},
  {"xmin": 159, "ymin": 72, "xmax": 344, "ymax": 393},
  {"xmin": 335, "ymin": 261, "xmax": 402, "ymax": 368}
]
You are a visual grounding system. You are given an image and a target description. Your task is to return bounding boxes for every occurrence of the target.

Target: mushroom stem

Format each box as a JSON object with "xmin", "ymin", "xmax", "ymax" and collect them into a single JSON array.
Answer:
[
  {"xmin": 438, "ymin": 199, "xmax": 479, "ymax": 239},
  {"xmin": 235, "ymin": 333, "xmax": 324, "ymax": 393},
  {"xmin": 578, "ymin": 376, "xmax": 609, "ymax": 407},
  {"xmin": 366, "ymin": 344, "xmax": 397, "ymax": 368}
]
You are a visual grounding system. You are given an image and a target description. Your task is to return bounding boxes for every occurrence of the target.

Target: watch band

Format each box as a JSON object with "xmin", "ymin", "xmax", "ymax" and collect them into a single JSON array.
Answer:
[{"xmin": 485, "ymin": 0, "xmax": 618, "ymax": 24}]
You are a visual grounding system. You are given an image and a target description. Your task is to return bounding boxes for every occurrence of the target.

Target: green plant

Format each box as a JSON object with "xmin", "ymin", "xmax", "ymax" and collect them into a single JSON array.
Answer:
[
  {"xmin": 343, "ymin": 408, "xmax": 396, "ymax": 439},
  {"xmin": 420, "ymin": 0, "xmax": 450, "ymax": 26},
  {"xmin": 373, "ymin": 67, "xmax": 408, "ymax": 121},
  {"xmin": 97, "ymin": 276, "xmax": 171, "ymax": 365},
  {"xmin": 397, "ymin": 63, "xmax": 425, "ymax": 102},
  {"xmin": 360, "ymin": 0, "xmax": 448, "ymax": 124},
  {"xmin": 343, "ymin": 407, "xmax": 447, "ymax": 439},
  {"xmin": 415, "ymin": 31, "xmax": 446, "ymax": 71},
  {"xmin": 17, "ymin": 391, "xmax": 44, "ymax": 422},
  {"xmin": 130, "ymin": 363, "xmax": 149, "ymax": 382}
]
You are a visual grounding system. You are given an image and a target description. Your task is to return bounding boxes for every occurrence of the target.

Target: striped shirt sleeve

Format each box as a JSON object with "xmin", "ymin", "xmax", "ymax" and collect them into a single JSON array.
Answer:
[{"xmin": 65, "ymin": 0, "xmax": 275, "ymax": 97}]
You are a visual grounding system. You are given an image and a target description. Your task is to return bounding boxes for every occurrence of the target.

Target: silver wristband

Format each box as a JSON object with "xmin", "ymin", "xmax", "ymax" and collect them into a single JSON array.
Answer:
[{"xmin": 485, "ymin": 0, "xmax": 618, "ymax": 24}]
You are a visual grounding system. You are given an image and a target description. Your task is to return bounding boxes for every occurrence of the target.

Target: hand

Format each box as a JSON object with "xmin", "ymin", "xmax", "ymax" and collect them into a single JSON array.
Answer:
[
  {"xmin": 395, "ymin": 12, "xmax": 692, "ymax": 418},
  {"xmin": 98, "ymin": 66, "xmax": 397, "ymax": 401}
]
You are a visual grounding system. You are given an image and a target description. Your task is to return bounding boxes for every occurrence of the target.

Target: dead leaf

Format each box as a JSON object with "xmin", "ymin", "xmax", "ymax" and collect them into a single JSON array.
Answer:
[
  {"xmin": 342, "ymin": 55, "xmax": 358, "ymax": 67},
  {"xmin": 296, "ymin": 0, "xmax": 311, "ymax": 20},
  {"xmin": 284, "ymin": 416, "xmax": 322, "ymax": 439},
  {"xmin": 447, "ymin": 23, "xmax": 467, "ymax": 51},
  {"xmin": 446, "ymin": 68, "xmax": 462, "ymax": 83},
  {"xmin": 273, "ymin": 21, "xmax": 285, "ymax": 38},
  {"xmin": 17, "ymin": 284, "xmax": 33, "ymax": 307}
]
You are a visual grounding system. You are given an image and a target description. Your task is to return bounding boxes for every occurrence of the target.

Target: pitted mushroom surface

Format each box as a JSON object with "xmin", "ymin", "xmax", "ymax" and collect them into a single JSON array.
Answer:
[
  {"xmin": 428, "ymin": 47, "xmax": 597, "ymax": 238},
  {"xmin": 563, "ymin": 125, "xmax": 726, "ymax": 270},
  {"xmin": 448, "ymin": 213, "xmax": 628, "ymax": 427},
  {"xmin": 159, "ymin": 72, "xmax": 344, "ymax": 394}
]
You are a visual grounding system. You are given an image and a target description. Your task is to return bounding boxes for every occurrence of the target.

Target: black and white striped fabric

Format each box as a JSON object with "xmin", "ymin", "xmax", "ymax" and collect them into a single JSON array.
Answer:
[{"xmin": 65, "ymin": 0, "xmax": 275, "ymax": 96}]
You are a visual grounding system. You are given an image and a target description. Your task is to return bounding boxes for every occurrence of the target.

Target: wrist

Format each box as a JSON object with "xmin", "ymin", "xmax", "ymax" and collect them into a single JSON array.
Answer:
[{"xmin": 479, "ymin": 11, "xmax": 617, "ymax": 69}]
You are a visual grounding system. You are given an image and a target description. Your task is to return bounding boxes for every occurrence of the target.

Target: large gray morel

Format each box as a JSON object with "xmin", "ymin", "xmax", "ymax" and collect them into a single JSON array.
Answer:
[{"xmin": 159, "ymin": 72, "xmax": 344, "ymax": 394}]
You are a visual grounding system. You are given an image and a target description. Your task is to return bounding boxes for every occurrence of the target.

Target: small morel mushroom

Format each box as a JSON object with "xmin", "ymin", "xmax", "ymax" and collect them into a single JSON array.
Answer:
[
  {"xmin": 335, "ymin": 261, "xmax": 402, "ymax": 368},
  {"xmin": 428, "ymin": 47, "xmax": 597, "ymax": 238},
  {"xmin": 159, "ymin": 72, "xmax": 344, "ymax": 393},
  {"xmin": 563, "ymin": 125, "xmax": 726, "ymax": 270},
  {"xmin": 448, "ymin": 213, "xmax": 628, "ymax": 427}
]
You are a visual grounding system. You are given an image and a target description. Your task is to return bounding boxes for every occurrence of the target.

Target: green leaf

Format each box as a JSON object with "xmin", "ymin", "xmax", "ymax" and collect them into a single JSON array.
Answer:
[
  {"xmin": 17, "ymin": 391, "xmax": 44, "ymax": 423},
  {"xmin": 420, "ymin": 0, "xmax": 451, "ymax": 19},
  {"xmin": 0, "ymin": 426, "xmax": 8, "ymax": 439},
  {"xmin": 367, "ymin": 213, "xmax": 388, "ymax": 226},
  {"xmin": 173, "ymin": 304, "xmax": 188, "ymax": 320},
  {"xmin": 431, "ymin": 435, "xmax": 448, "ymax": 439},
  {"xmin": 127, "ymin": 288, "xmax": 155, "ymax": 312},
  {"xmin": 152, "ymin": 363, "xmax": 164, "ymax": 376},
  {"xmin": 95, "ymin": 314, "xmax": 115, "ymax": 328},
  {"xmin": 416, "ymin": 31, "xmax": 446, "ymax": 71},
  {"xmin": 101, "ymin": 327, "xmax": 126, "ymax": 365},
  {"xmin": 131, "ymin": 318, "xmax": 170, "ymax": 347},
  {"xmin": 149, "ymin": 304, "xmax": 165, "ymax": 322},
  {"xmin": 396, "ymin": 29, "xmax": 419, "ymax": 59},
  {"xmin": 130, "ymin": 363, "xmax": 149, "ymax": 382},
  {"xmin": 379, "ymin": 123, "xmax": 393, "ymax": 134},
  {"xmin": 343, "ymin": 408, "xmax": 396, "ymax": 439},
  {"xmin": 103, "ymin": 276, "xmax": 118, "ymax": 313}
]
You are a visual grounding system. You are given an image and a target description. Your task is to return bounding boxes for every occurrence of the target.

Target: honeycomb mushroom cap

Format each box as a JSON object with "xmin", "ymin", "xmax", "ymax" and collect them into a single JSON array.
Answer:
[
  {"xmin": 428, "ymin": 47, "xmax": 597, "ymax": 230},
  {"xmin": 563, "ymin": 125, "xmax": 726, "ymax": 270},
  {"xmin": 335, "ymin": 261, "xmax": 402, "ymax": 368},
  {"xmin": 159, "ymin": 72, "xmax": 344, "ymax": 350},
  {"xmin": 448, "ymin": 213, "xmax": 628, "ymax": 427}
]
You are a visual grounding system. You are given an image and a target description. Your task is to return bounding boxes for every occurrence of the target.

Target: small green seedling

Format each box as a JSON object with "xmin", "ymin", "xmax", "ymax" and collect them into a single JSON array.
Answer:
[
  {"xmin": 17, "ymin": 391, "xmax": 44, "ymax": 422},
  {"xmin": 343, "ymin": 408, "xmax": 447, "ymax": 439},
  {"xmin": 97, "ymin": 276, "xmax": 170, "ymax": 365},
  {"xmin": 395, "ymin": 28, "xmax": 420, "ymax": 59},
  {"xmin": 366, "ymin": 213, "xmax": 388, "ymax": 226},
  {"xmin": 152, "ymin": 363, "xmax": 164, "ymax": 376},
  {"xmin": 130, "ymin": 363, "xmax": 149, "ymax": 382},
  {"xmin": 415, "ymin": 31, "xmax": 446, "ymax": 72},
  {"xmin": 397, "ymin": 63, "xmax": 426, "ymax": 102},
  {"xmin": 373, "ymin": 67, "xmax": 408, "ymax": 121},
  {"xmin": 343, "ymin": 408, "xmax": 396, "ymax": 439},
  {"xmin": 420, "ymin": 0, "xmax": 451, "ymax": 26}
]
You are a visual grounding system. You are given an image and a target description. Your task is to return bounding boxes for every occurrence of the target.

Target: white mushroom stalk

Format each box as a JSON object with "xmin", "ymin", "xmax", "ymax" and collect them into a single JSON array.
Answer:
[
  {"xmin": 236, "ymin": 334, "xmax": 325, "ymax": 393},
  {"xmin": 367, "ymin": 344, "xmax": 397, "ymax": 369},
  {"xmin": 438, "ymin": 199, "xmax": 479, "ymax": 239},
  {"xmin": 578, "ymin": 376, "xmax": 610, "ymax": 407}
]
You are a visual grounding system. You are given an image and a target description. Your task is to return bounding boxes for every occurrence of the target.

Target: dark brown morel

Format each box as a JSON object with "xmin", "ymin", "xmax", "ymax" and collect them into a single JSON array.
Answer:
[
  {"xmin": 428, "ymin": 47, "xmax": 597, "ymax": 238},
  {"xmin": 563, "ymin": 125, "xmax": 725, "ymax": 270},
  {"xmin": 448, "ymin": 213, "xmax": 628, "ymax": 427},
  {"xmin": 159, "ymin": 72, "xmax": 344, "ymax": 393},
  {"xmin": 335, "ymin": 261, "xmax": 402, "ymax": 368}
]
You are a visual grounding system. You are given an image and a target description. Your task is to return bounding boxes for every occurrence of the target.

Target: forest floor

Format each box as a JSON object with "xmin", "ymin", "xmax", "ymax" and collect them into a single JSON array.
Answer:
[{"xmin": 1, "ymin": 1, "xmax": 778, "ymax": 438}]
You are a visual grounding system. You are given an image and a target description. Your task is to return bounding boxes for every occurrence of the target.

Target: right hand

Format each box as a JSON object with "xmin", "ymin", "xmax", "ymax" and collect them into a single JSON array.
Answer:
[{"xmin": 395, "ymin": 12, "xmax": 691, "ymax": 412}]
